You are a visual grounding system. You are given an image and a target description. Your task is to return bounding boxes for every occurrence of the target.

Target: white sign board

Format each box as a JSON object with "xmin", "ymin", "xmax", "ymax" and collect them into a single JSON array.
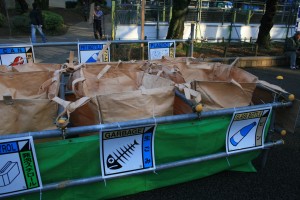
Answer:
[
  {"xmin": 296, "ymin": 5, "xmax": 300, "ymax": 32},
  {"xmin": 0, "ymin": 136, "xmax": 42, "ymax": 198},
  {"xmin": 78, "ymin": 42, "xmax": 110, "ymax": 63},
  {"xmin": 0, "ymin": 46, "xmax": 34, "ymax": 66},
  {"xmin": 148, "ymin": 41, "xmax": 175, "ymax": 60},
  {"xmin": 100, "ymin": 125, "xmax": 156, "ymax": 178},
  {"xmin": 226, "ymin": 107, "xmax": 272, "ymax": 154}
]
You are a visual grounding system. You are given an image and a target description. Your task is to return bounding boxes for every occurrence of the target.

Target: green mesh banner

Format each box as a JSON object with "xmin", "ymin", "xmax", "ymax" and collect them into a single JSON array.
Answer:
[{"xmin": 8, "ymin": 115, "xmax": 265, "ymax": 200}]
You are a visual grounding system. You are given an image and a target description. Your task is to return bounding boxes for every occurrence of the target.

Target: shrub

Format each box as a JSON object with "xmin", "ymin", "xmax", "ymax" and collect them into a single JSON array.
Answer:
[
  {"xmin": 42, "ymin": 11, "xmax": 64, "ymax": 31},
  {"xmin": 0, "ymin": 13, "xmax": 5, "ymax": 27},
  {"xmin": 11, "ymin": 11, "xmax": 65, "ymax": 34},
  {"xmin": 11, "ymin": 14, "xmax": 30, "ymax": 32}
]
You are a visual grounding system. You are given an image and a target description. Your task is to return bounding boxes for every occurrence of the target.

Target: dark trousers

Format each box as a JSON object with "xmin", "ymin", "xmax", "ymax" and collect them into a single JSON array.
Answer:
[{"xmin": 93, "ymin": 19, "xmax": 103, "ymax": 39}]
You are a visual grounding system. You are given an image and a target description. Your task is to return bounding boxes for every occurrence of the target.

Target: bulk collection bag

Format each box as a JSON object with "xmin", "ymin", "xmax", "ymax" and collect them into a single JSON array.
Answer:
[
  {"xmin": 69, "ymin": 63, "xmax": 175, "ymax": 124},
  {"xmin": 0, "ymin": 70, "xmax": 60, "ymax": 135},
  {"xmin": 0, "ymin": 62, "xmax": 61, "ymax": 72},
  {"xmin": 150, "ymin": 57, "xmax": 258, "ymax": 112},
  {"xmin": 65, "ymin": 61, "xmax": 147, "ymax": 126}
]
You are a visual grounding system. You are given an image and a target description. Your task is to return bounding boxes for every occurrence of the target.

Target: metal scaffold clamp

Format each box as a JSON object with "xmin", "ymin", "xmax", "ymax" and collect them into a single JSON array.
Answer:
[
  {"xmin": 55, "ymin": 117, "xmax": 69, "ymax": 139},
  {"xmin": 193, "ymin": 103, "xmax": 203, "ymax": 118}
]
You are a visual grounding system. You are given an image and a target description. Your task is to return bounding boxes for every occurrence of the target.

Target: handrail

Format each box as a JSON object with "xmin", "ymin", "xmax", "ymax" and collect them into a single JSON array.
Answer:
[
  {"xmin": 0, "ymin": 39, "xmax": 189, "ymax": 47},
  {"xmin": 2, "ymin": 140, "xmax": 283, "ymax": 199},
  {"xmin": 0, "ymin": 101, "xmax": 292, "ymax": 141}
]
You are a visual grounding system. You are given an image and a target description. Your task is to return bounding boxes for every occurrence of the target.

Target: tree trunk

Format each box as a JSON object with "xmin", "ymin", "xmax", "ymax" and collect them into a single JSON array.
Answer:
[
  {"xmin": 256, "ymin": 0, "xmax": 278, "ymax": 48},
  {"xmin": 0, "ymin": 0, "xmax": 6, "ymax": 15},
  {"xmin": 166, "ymin": 0, "xmax": 191, "ymax": 39}
]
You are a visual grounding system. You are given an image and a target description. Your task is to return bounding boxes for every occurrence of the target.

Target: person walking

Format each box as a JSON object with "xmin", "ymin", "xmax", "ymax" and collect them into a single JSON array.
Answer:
[
  {"xmin": 93, "ymin": 5, "xmax": 103, "ymax": 40},
  {"xmin": 29, "ymin": 2, "xmax": 47, "ymax": 43},
  {"xmin": 284, "ymin": 31, "xmax": 300, "ymax": 70}
]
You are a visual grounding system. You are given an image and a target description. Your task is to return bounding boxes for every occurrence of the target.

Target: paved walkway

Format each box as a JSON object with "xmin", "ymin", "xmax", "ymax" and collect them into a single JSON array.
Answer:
[
  {"xmin": 0, "ymin": 14, "xmax": 112, "ymax": 63},
  {"xmin": 48, "ymin": 13, "xmax": 112, "ymax": 42},
  {"xmin": 0, "ymin": 14, "xmax": 111, "ymax": 43}
]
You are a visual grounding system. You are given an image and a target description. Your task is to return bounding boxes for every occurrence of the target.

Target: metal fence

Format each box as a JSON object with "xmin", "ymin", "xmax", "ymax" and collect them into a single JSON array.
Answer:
[{"xmin": 114, "ymin": 1, "xmax": 298, "ymax": 26}]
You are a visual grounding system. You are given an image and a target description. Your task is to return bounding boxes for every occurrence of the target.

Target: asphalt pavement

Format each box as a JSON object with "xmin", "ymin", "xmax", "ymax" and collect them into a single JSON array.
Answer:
[
  {"xmin": 114, "ymin": 66, "xmax": 300, "ymax": 200},
  {"xmin": 0, "ymin": 14, "xmax": 112, "ymax": 63}
]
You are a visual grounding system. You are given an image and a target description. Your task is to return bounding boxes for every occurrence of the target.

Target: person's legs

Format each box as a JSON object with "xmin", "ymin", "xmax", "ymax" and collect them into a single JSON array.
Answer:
[
  {"xmin": 31, "ymin": 24, "xmax": 37, "ymax": 43},
  {"xmin": 36, "ymin": 25, "xmax": 47, "ymax": 43},
  {"xmin": 95, "ymin": 20, "xmax": 102, "ymax": 39},
  {"xmin": 285, "ymin": 51, "xmax": 297, "ymax": 69},
  {"xmin": 290, "ymin": 52, "xmax": 297, "ymax": 69},
  {"xmin": 93, "ymin": 21, "xmax": 98, "ymax": 39},
  {"xmin": 98, "ymin": 20, "xmax": 103, "ymax": 39}
]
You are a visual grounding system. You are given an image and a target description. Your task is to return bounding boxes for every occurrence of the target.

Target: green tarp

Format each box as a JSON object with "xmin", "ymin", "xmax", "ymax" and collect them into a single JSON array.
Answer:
[{"xmin": 8, "ymin": 115, "xmax": 266, "ymax": 200}]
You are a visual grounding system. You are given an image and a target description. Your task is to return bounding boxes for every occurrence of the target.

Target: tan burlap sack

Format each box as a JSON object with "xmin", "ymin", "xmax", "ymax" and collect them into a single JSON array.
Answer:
[
  {"xmin": 0, "ymin": 65, "xmax": 10, "ymax": 72},
  {"xmin": 150, "ymin": 57, "xmax": 258, "ymax": 111},
  {"xmin": 12, "ymin": 63, "xmax": 61, "ymax": 72},
  {"xmin": 139, "ymin": 61, "xmax": 186, "ymax": 84},
  {"xmin": 0, "ymin": 70, "xmax": 60, "ymax": 135},
  {"xmin": 64, "ymin": 61, "xmax": 147, "ymax": 126},
  {"xmin": 67, "ymin": 61, "xmax": 146, "ymax": 93},
  {"xmin": 69, "ymin": 65, "xmax": 175, "ymax": 124},
  {"xmin": 0, "ymin": 63, "xmax": 61, "ymax": 73}
]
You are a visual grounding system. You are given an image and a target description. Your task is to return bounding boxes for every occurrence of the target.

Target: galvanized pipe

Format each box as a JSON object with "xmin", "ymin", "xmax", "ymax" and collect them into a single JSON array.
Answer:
[
  {"xmin": 0, "ymin": 39, "xmax": 287, "ymax": 49},
  {"xmin": 0, "ymin": 39, "xmax": 189, "ymax": 47},
  {"xmin": 175, "ymin": 89, "xmax": 194, "ymax": 108},
  {"xmin": 0, "ymin": 102, "xmax": 292, "ymax": 140},
  {"xmin": 4, "ymin": 140, "xmax": 284, "ymax": 198},
  {"xmin": 57, "ymin": 73, "xmax": 66, "ymax": 115}
]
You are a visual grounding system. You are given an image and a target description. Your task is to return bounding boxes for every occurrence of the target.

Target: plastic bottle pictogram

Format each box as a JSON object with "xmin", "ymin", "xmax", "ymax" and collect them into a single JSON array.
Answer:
[{"xmin": 230, "ymin": 122, "xmax": 257, "ymax": 146}]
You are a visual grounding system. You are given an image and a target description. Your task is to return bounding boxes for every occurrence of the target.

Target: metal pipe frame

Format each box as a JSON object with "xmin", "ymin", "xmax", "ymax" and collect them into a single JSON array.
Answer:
[
  {"xmin": 3, "ymin": 140, "xmax": 283, "ymax": 199},
  {"xmin": 0, "ymin": 38, "xmax": 287, "ymax": 48},
  {"xmin": 0, "ymin": 101, "xmax": 292, "ymax": 141},
  {"xmin": 0, "ymin": 39, "xmax": 189, "ymax": 47},
  {"xmin": 57, "ymin": 73, "xmax": 66, "ymax": 115},
  {"xmin": 175, "ymin": 89, "xmax": 195, "ymax": 108}
]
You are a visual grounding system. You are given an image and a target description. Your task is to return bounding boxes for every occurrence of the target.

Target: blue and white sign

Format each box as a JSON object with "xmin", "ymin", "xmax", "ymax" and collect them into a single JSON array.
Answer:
[
  {"xmin": 0, "ymin": 136, "xmax": 42, "ymax": 198},
  {"xmin": 78, "ymin": 42, "xmax": 110, "ymax": 63},
  {"xmin": 0, "ymin": 45, "xmax": 34, "ymax": 66},
  {"xmin": 100, "ymin": 125, "xmax": 156, "ymax": 178},
  {"xmin": 226, "ymin": 107, "xmax": 272, "ymax": 154},
  {"xmin": 148, "ymin": 41, "xmax": 175, "ymax": 60}
]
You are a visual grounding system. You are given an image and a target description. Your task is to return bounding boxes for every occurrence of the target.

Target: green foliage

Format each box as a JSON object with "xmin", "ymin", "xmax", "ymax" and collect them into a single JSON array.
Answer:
[
  {"xmin": 65, "ymin": 1, "xmax": 78, "ymax": 9},
  {"xmin": 42, "ymin": 11, "xmax": 64, "ymax": 30},
  {"xmin": 11, "ymin": 11, "xmax": 65, "ymax": 34},
  {"xmin": 15, "ymin": 0, "xmax": 29, "ymax": 14},
  {"xmin": 12, "ymin": 13, "xmax": 30, "ymax": 32},
  {"xmin": 0, "ymin": 13, "xmax": 5, "ymax": 27}
]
